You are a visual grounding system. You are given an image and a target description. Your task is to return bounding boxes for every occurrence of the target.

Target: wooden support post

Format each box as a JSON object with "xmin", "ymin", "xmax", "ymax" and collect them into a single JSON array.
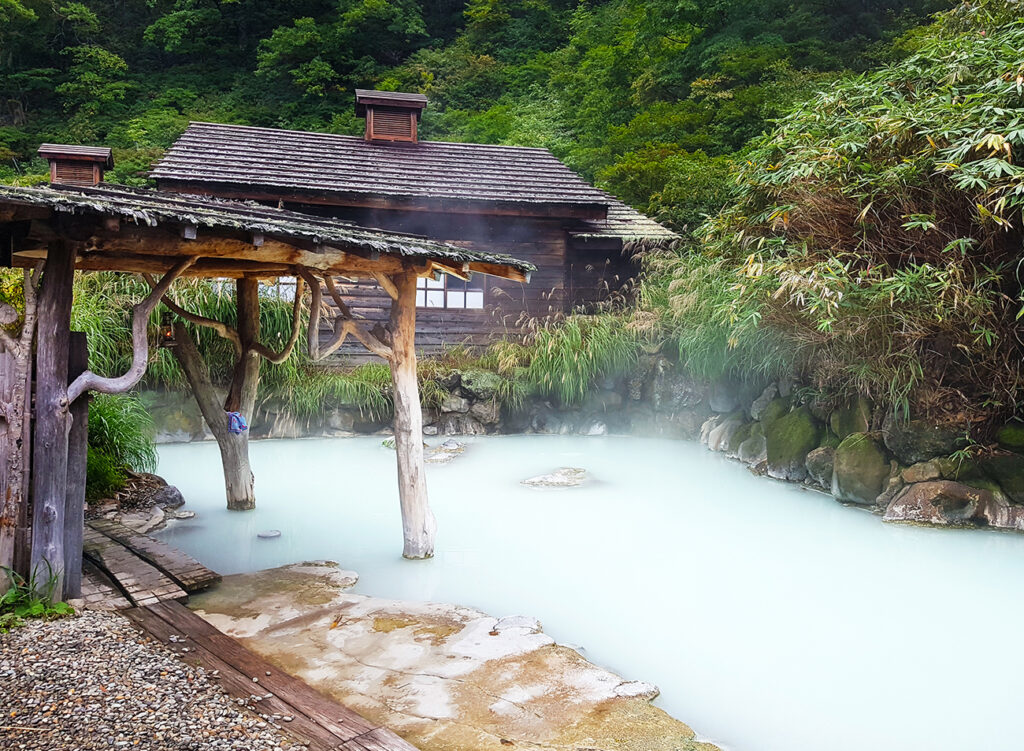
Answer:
[
  {"xmin": 0, "ymin": 343, "xmax": 20, "ymax": 590},
  {"xmin": 388, "ymin": 272, "xmax": 436, "ymax": 559},
  {"xmin": 30, "ymin": 240, "xmax": 76, "ymax": 599},
  {"xmin": 63, "ymin": 332, "xmax": 88, "ymax": 599}
]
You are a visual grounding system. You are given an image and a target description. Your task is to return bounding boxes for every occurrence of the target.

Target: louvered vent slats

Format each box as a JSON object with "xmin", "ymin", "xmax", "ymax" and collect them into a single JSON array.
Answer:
[
  {"xmin": 54, "ymin": 161, "xmax": 97, "ymax": 186},
  {"xmin": 368, "ymin": 108, "xmax": 415, "ymax": 142}
]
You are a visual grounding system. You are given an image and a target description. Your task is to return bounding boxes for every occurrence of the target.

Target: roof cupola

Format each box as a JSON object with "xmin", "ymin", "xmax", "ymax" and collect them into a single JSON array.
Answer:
[
  {"xmin": 38, "ymin": 144, "xmax": 113, "ymax": 186},
  {"xmin": 355, "ymin": 89, "xmax": 427, "ymax": 143}
]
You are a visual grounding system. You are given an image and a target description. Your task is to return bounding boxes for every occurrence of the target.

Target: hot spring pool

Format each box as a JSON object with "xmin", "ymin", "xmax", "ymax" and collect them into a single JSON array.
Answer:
[{"xmin": 155, "ymin": 434, "xmax": 1024, "ymax": 751}]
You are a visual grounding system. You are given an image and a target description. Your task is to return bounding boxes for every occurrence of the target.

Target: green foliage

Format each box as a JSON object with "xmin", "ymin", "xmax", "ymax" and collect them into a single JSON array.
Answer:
[
  {"xmin": 88, "ymin": 393, "xmax": 157, "ymax": 473},
  {"xmin": 650, "ymin": 2, "xmax": 1024, "ymax": 420},
  {"xmin": 85, "ymin": 392, "xmax": 157, "ymax": 503},
  {"xmin": 0, "ymin": 564, "xmax": 74, "ymax": 632}
]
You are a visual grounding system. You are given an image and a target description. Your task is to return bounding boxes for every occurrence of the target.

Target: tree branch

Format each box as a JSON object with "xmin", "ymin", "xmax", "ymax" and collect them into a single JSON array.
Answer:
[
  {"xmin": 298, "ymin": 269, "xmax": 392, "ymax": 362},
  {"xmin": 142, "ymin": 273, "xmax": 242, "ymax": 355},
  {"xmin": 67, "ymin": 257, "xmax": 197, "ymax": 403},
  {"xmin": 250, "ymin": 275, "xmax": 306, "ymax": 364}
]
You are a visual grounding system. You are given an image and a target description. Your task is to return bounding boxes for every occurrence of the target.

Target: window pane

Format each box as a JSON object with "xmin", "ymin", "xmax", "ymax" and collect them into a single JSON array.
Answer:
[
  {"xmin": 416, "ymin": 278, "xmax": 427, "ymax": 290},
  {"xmin": 466, "ymin": 290, "xmax": 484, "ymax": 309},
  {"xmin": 416, "ymin": 290, "xmax": 426, "ymax": 307},
  {"xmin": 467, "ymin": 275, "xmax": 483, "ymax": 291},
  {"xmin": 447, "ymin": 291, "xmax": 465, "ymax": 308},
  {"xmin": 426, "ymin": 277, "xmax": 444, "ymax": 289},
  {"xmin": 426, "ymin": 290, "xmax": 445, "ymax": 307},
  {"xmin": 447, "ymin": 278, "xmax": 466, "ymax": 291}
]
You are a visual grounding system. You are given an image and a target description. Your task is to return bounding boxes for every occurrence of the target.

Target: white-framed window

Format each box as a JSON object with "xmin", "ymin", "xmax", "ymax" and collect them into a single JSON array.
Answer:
[
  {"xmin": 416, "ymin": 275, "xmax": 484, "ymax": 309},
  {"xmin": 260, "ymin": 276, "xmax": 297, "ymax": 302}
]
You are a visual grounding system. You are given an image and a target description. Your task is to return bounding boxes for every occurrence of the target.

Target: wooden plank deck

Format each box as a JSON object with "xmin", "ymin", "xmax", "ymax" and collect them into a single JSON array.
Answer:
[
  {"xmin": 125, "ymin": 600, "xmax": 419, "ymax": 751},
  {"xmin": 80, "ymin": 560, "xmax": 132, "ymax": 610},
  {"xmin": 88, "ymin": 518, "xmax": 221, "ymax": 592},
  {"xmin": 82, "ymin": 524, "xmax": 187, "ymax": 606}
]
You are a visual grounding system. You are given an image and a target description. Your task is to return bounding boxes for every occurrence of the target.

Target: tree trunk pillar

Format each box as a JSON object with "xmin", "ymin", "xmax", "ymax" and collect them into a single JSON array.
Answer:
[
  {"xmin": 389, "ymin": 273, "xmax": 435, "ymax": 559},
  {"xmin": 63, "ymin": 332, "xmax": 89, "ymax": 599},
  {"xmin": 30, "ymin": 240, "xmax": 76, "ymax": 599}
]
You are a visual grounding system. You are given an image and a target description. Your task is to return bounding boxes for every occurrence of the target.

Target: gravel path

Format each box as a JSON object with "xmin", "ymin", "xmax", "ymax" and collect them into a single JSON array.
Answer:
[{"xmin": 0, "ymin": 610, "xmax": 304, "ymax": 750}]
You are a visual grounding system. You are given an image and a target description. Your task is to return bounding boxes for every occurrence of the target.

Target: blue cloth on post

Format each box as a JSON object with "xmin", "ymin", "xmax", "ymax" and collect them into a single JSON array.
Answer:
[{"xmin": 226, "ymin": 411, "xmax": 248, "ymax": 434}]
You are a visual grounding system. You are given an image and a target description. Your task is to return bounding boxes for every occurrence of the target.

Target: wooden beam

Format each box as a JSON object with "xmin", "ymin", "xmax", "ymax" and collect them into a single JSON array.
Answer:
[
  {"xmin": 31, "ymin": 240, "xmax": 76, "ymax": 599},
  {"xmin": 467, "ymin": 261, "xmax": 530, "ymax": 283},
  {"xmin": 372, "ymin": 272, "xmax": 399, "ymax": 301}
]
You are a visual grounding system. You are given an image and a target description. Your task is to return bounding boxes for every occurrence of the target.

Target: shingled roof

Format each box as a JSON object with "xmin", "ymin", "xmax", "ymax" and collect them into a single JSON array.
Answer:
[
  {"xmin": 0, "ymin": 183, "xmax": 536, "ymax": 274},
  {"xmin": 570, "ymin": 194, "xmax": 680, "ymax": 248},
  {"xmin": 152, "ymin": 121, "xmax": 612, "ymax": 217}
]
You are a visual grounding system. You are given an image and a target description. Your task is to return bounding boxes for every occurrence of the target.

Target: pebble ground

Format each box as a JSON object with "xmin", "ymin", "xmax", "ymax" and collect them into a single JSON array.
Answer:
[{"xmin": 0, "ymin": 610, "xmax": 304, "ymax": 750}]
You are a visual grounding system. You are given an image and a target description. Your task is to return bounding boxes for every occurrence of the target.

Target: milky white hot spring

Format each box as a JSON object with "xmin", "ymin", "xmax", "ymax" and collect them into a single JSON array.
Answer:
[{"xmin": 154, "ymin": 435, "xmax": 1024, "ymax": 751}]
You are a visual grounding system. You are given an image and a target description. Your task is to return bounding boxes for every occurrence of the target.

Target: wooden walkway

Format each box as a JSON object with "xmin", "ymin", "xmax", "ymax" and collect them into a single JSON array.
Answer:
[
  {"xmin": 127, "ymin": 600, "xmax": 419, "ymax": 751},
  {"xmin": 81, "ymin": 519, "xmax": 220, "ymax": 608}
]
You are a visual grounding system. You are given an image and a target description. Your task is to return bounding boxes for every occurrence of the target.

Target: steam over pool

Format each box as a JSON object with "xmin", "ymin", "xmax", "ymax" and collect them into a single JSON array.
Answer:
[{"xmin": 155, "ymin": 435, "xmax": 1024, "ymax": 751}]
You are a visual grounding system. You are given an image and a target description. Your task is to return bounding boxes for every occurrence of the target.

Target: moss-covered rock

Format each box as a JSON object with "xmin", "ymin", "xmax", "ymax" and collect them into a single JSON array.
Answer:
[
  {"xmin": 832, "ymin": 432, "xmax": 890, "ymax": 505},
  {"xmin": 881, "ymin": 412, "xmax": 967, "ymax": 465},
  {"xmin": 765, "ymin": 406, "xmax": 822, "ymax": 481},
  {"xmin": 996, "ymin": 420, "xmax": 1024, "ymax": 454},
  {"xmin": 805, "ymin": 446, "xmax": 835, "ymax": 489},
  {"xmin": 459, "ymin": 369, "xmax": 503, "ymax": 401},
  {"xmin": 727, "ymin": 421, "xmax": 756, "ymax": 455},
  {"xmin": 980, "ymin": 452, "xmax": 1024, "ymax": 504},
  {"xmin": 759, "ymin": 397, "xmax": 791, "ymax": 431},
  {"xmin": 829, "ymin": 397, "xmax": 872, "ymax": 440}
]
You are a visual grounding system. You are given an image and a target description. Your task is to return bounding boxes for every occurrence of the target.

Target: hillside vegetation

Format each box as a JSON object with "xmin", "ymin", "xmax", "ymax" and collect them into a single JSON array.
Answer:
[
  {"xmin": 5, "ymin": 0, "xmax": 1024, "ymax": 438},
  {"xmin": 2, "ymin": 0, "xmax": 941, "ymax": 229},
  {"xmin": 646, "ymin": 0, "xmax": 1024, "ymax": 427}
]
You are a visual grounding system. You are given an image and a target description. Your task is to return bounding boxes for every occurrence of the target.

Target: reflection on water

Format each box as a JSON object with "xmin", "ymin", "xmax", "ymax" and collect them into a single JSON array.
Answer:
[{"xmin": 156, "ymin": 435, "xmax": 1024, "ymax": 751}]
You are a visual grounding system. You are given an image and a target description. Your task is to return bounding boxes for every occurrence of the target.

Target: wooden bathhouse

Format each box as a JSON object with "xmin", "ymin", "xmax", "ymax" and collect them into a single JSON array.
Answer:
[{"xmin": 151, "ymin": 90, "xmax": 677, "ymax": 360}]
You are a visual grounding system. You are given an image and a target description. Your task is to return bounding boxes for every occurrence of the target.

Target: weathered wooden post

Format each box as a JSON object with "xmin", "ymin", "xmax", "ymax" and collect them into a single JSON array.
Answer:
[
  {"xmin": 31, "ymin": 239, "xmax": 76, "ymax": 598},
  {"xmin": 63, "ymin": 332, "xmax": 89, "ymax": 598},
  {"xmin": 388, "ymin": 272, "xmax": 436, "ymax": 559}
]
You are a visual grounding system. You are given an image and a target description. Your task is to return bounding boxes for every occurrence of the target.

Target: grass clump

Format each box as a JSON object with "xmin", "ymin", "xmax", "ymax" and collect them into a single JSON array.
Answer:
[
  {"xmin": 86, "ymin": 393, "xmax": 157, "ymax": 504},
  {"xmin": 0, "ymin": 564, "xmax": 74, "ymax": 632}
]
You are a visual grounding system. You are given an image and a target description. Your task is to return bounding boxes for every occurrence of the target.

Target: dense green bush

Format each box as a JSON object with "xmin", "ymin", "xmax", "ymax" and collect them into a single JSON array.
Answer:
[
  {"xmin": 85, "ymin": 393, "xmax": 157, "ymax": 502},
  {"xmin": 648, "ymin": 2, "xmax": 1024, "ymax": 422}
]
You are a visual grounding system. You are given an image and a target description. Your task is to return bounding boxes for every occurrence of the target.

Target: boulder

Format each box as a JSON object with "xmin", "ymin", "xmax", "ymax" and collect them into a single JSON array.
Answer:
[
  {"xmin": 831, "ymin": 433, "xmax": 890, "ymax": 505},
  {"xmin": 469, "ymin": 399, "xmax": 501, "ymax": 424},
  {"xmin": 758, "ymin": 397, "xmax": 791, "ymax": 431},
  {"xmin": 646, "ymin": 358, "xmax": 705, "ymax": 412},
  {"xmin": 706, "ymin": 413, "xmax": 744, "ymax": 452},
  {"xmin": 805, "ymin": 446, "xmax": 835, "ymax": 489},
  {"xmin": 738, "ymin": 424, "xmax": 767, "ymax": 466},
  {"xmin": 440, "ymin": 393, "xmax": 470, "ymax": 414},
  {"xmin": 765, "ymin": 406, "xmax": 822, "ymax": 481},
  {"xmin": 522, "ymin": 467, "xmax": 587, "ymax": 488},
  {"xmin": 980, "ymin": 452, "xmax": 1024, "ymax": 504},
  {"xmin": 901, "ymin": 460, "xmax": 942, "ymax": 484},
  {"xmin": 996, "ymin": 420, "xmax": 1024, "ymax": 454},
  {"xmin": 881, "ymin": 412, "xmax": 967, "ymax": 465},
  {"xmin": 151, "ymin": 485, "xmax": 185, "ymax": 509},
  {"xmin": 883, "ymin": 480, "xmax": 1024, "ymax": 529},
  {"xmin": 437, "ymin": 413, "xmax": 487, "ymax": 436},
  {"xmin": 829, "ymin": 397, "xmax": 872, "ymax": 440},
  {"xmin": 459, "ymin": 370, "xmax": 503, "ymax": 401},
  {"xmin": 726, "ymin": 421, "xmax": 755, "ymax": 457},
  {"xmin": 749, "ymin": 384, "xmax": 778, "ymax": 421},
  {"xmin": 583, "ymin": 420, "xmax": 608, "ymax": 436}
]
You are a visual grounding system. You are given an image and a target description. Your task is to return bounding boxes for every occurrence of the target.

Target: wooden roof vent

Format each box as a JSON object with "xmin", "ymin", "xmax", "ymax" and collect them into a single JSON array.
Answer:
[
  {"xmin": 38, "ymin": 144, "xmax": 114, "ymax": 186},
  {"xmin": 355, "ymin": 90, "xmax": 427, "ymax": 143}
]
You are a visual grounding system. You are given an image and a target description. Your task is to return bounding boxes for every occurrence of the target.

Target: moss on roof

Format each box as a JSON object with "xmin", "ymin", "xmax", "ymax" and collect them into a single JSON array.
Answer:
[{"xmin": 0, "ymin": 183, "xmax": 536, "ymax": 273}]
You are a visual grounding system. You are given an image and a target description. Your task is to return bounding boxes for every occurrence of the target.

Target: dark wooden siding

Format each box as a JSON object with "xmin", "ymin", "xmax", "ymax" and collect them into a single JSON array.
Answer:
[{"xmin": 292, "ymin": 205, "xmax": 634, "ymax": 364}]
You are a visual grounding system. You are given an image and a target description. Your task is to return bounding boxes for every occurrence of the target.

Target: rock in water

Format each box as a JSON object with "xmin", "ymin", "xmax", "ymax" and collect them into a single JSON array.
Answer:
[
  {"xmin": 883, "ymin": 480, "xmax": 1024, "ymax": 530},
  {"xmin": 257, "ymin": 530, "xmax": 282, "ymax": 539},
  {"xmin": 832, "ymin": 432, "xmax": 890, "ymax": 505},
  {"xmin": 151, "ymin": 485, "xmax": 185, "ymax": 509},
  {"xmin": 805, "ymin": 446, "xmax": 835, "ymax": 489},
  {"xmin": 522, "ymin": 467, "xmax": 587, "ymax": 488},
  {"xmin": 765, "ymin": 406, "xmax": 822, "ymax": 481}
]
